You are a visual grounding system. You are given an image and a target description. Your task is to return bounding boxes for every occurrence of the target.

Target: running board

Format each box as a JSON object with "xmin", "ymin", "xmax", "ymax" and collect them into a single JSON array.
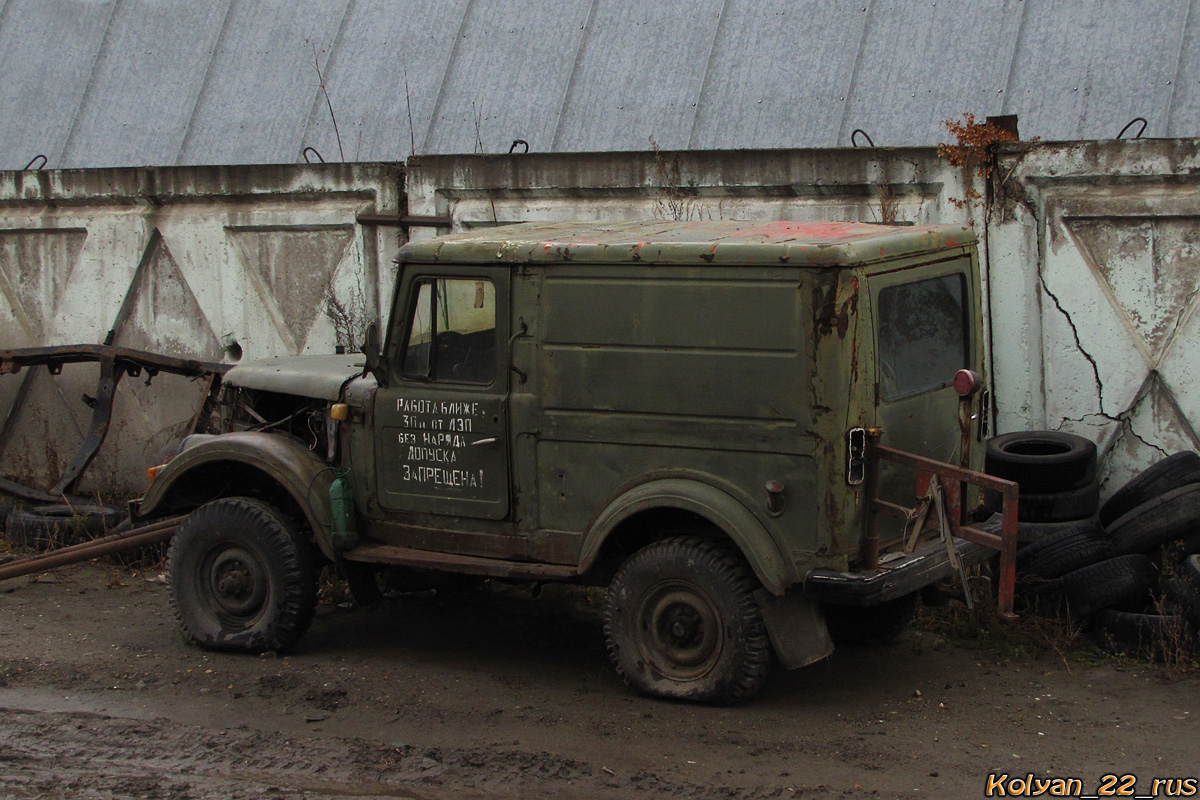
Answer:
[{"xmin": 341, "ymin": 543, "xmax": 579, "ymax": 581}]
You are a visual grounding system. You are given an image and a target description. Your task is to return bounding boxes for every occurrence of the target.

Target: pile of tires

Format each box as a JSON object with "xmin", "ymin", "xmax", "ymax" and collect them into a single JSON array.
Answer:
[{"xmin": 990, "ymin": 440, "xmax": 1200, "ymax": 660}]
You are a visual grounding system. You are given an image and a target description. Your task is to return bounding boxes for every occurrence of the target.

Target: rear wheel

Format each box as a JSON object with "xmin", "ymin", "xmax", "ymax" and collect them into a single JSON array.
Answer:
[
  {"xmin": 168, "ymin": 497, "xmax": 316, "ymax": 653},
  {"xmin": 604, "ymin": 536, "xmax": 770, "ymax": 704}
]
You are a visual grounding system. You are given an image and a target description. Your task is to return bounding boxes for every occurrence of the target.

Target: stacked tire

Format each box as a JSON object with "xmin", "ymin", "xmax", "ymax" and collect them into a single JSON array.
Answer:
[
  {"xmin": 1091, "ymin": 453, "xmax": 1200, "ymax": 659},
  {"xmin": 992, "ymin": 442, "xmax": 1200, "ymax": 661},
  {"xmin": 985, "ymin": 431, "xmax": 1100, "ymax": 542}
]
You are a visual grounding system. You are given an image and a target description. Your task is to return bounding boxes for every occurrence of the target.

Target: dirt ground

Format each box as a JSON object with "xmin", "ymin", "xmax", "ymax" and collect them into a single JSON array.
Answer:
[{"xmin": 0, "ymin": 562, "xmax": 1196, "ymax": 800}]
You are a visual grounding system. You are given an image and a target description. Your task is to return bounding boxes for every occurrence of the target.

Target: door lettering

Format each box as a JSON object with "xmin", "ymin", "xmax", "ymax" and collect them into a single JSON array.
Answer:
[{"xmin": 391, "ymin": 396, "xmax": 490, "ymax": 491}]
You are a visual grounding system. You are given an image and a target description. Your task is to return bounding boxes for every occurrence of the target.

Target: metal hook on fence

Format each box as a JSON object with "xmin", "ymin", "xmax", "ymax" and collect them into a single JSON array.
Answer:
[
  {"xmin": 851, "ymin": 129, "xmax": 875, "ymax": 148},
  {"xmin": 302, "ymin": 147, "xmax": 325, "ymax": 163},
  {"xmin": 1116, "ymin": 118, "xmax": 1147, "ymax": 140},
  {"xmin": 23, "ymin": 155, "xmax": 47, "ymax": 170},
  {"xmin": 509, "ymin": 139, "xmax": 529, "ymax": 154}
]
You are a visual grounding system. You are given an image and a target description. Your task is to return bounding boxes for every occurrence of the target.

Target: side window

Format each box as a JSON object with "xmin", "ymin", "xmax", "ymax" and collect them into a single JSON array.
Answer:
[
  {"xmin": 877, "ymin": 274, "xmax": 968, "ymax": 401},
  {"xmin": 401, "ymin": 278, "xmax": 496, "ymax": 384}
]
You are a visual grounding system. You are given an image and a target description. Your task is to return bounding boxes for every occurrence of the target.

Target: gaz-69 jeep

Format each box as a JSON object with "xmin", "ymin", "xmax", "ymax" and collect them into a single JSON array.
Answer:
[{"xmin": 139, "ymin": 220, "xmax": 1015, "ymax": 704}]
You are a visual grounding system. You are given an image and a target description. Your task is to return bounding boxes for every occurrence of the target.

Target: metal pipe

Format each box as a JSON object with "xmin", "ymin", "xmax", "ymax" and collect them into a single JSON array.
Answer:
[{"xmin": 0, "ymin": 516, "xmax": 185, "ymax": 582}]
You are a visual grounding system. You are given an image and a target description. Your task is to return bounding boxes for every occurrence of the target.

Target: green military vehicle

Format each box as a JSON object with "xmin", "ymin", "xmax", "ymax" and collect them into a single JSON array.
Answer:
[{"xmin": 139, "ymin": 219, "xmax": 1005, "ymax": 704}]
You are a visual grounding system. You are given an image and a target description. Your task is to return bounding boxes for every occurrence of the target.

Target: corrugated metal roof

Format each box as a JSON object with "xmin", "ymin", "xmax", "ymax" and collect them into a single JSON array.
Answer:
[
  {"xmin": 397, "ymin": 219, "xmax": 976, "ymax": 266},
  {"xmin": 1, "ymin": 0, "xmax": 1193, "ymax": 170}
]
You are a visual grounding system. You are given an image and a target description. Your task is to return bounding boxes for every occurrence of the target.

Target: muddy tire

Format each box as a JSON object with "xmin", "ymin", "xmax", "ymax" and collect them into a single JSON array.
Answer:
[
  {"xmin": 1016, "ymin": 478, "xmax": 1100, "ymax": 523},
  {"xmin": 1099, "ymin": 451, "xmax": 1200, "ymax": 528},
  {"xmin": 5, "ymin": 503, "xmax": 124, "ymax": 551},
  {"xmin": 604, "ymin": 536, "xmax": 770, "ymax": 705},
  {"xmin": 167, "ymin": 498, "xmax": 316, "ymax": 654},
  {"xmin": 985, "ymin": 431, "xmax": 1097, "ymax": 493},
  {"xmin": 1017, "ymin": 525, "xmax": 1112, "ymax": 581},
  {"xmin": 1092, "ymin": 608, "xmax": 1187, "ymax": 661},
  {"xmin": 1015, "ymin": 518, "xmax": 1099, "ymax": 545},
  {"xmin": 1106, "ymin": 484, "xmax": 1200, "ymax": 556},
  {"xmin": 1023, "ymin": 554, "xmax": 1158, "ymax": 621},
  {"xmin": 823, "ymin": 592, "xmax": 919, "ymax": 645}
]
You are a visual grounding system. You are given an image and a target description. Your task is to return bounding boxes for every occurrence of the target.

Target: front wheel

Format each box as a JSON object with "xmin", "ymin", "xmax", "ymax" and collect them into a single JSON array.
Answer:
[
  {"xmin": 167, "ymin": 497, "xmax": 317, "ymax": 653},
  {"xmin": 603, "ymin": 536, "xmax": 771, "ymax": 704}
]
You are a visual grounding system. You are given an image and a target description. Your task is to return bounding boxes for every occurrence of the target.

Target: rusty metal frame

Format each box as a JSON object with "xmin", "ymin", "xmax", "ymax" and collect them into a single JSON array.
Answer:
[
  {"xmin": 0, "ymin": 345, "xmax": 228, "ymax": 501},
  {"xmin": 864, "ymin": 437, "xmax": 1019, "ymax": 618}
]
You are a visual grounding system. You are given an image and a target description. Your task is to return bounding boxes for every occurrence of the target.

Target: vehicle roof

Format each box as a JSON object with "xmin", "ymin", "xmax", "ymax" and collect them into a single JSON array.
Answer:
[{"xmin": 397, "ymin": 220, "xmax": 976, "ymax": 268}]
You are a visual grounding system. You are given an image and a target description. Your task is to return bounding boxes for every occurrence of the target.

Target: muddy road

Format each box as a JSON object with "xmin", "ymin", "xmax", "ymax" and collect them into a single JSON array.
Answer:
[{"xmin": 0, "ymin": 563, "xmax": 1195, "ymax": 799}]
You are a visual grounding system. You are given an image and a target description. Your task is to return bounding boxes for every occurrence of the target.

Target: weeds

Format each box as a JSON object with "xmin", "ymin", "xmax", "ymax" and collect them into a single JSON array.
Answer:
[
  {"xmin": 309, "ymin": 40, "xmax": 345, "ymax": 162},
  {"xmin": 402, "ymin": 54, "xmax": 416, "ymax": 157},
  {"xmin": 921, "ymin": 591, "xmax": 1199, "ymax": 680},
  {"xmin": 936, "ymin": 113, "xmax": 1020, "ymax": 214},
  {"xmin": 472, "ymin": 100, "xmax": 485, "ymax": 154},
  {"xmin": 317, "ymin": 564, "xmax": 354, "ymax": 606},
  {"xmin": 917, "ymin": 601, "xmax": 1086, "ymax": 671},
  {"xmin": 649, "ymin": 137, "xmax": 703, "ymax": 222},
  {"xmin": 323, "ymin": 281, "xmax": 370, "ymax": 354},
  {"xmin": 875, "ymin": 183, "xmax": 899, "ymax": 225}
]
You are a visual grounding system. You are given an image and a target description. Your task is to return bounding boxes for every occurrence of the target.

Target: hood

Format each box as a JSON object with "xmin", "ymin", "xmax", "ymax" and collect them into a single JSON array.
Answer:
[{"xmin": 224, "ymin": 354, "xmax": 366, "ymax": 401}]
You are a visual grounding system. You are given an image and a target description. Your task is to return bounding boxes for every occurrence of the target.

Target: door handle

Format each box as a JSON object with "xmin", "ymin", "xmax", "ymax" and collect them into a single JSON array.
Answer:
[{"xmin": 469, "ymin": 437, "xmax": 497, "ymax": 447}]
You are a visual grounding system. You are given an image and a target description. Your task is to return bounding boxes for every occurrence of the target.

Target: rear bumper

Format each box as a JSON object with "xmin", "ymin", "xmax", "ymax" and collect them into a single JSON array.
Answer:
[{"xmin": 803, "ymin": 537, "xmax": 993, "ymax": 607}]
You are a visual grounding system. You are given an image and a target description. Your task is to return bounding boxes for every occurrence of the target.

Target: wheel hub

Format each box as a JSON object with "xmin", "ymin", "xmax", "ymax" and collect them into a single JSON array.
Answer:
[
  {"xmin": 637, "ymin": 581, "xmax": 723, "ymax": 681},
  {"xmin": 207, "ymin": 547, "xmax": 266, "ymax": 619}
]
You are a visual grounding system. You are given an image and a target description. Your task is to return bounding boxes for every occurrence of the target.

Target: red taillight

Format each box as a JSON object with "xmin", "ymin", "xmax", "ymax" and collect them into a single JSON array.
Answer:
[{"xmin": 953, "ymin": 369, "xmax": 982, "ymax": 397}]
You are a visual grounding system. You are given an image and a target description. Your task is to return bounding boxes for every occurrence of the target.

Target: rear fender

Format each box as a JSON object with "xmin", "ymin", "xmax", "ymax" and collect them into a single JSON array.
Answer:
[
  {"xmin": 139, "ymin": 431, "xmax": 336, "ymax": 560},
  {"xmin": 579, "ymin": 478, "xmax": 793, "ymax": 595}
]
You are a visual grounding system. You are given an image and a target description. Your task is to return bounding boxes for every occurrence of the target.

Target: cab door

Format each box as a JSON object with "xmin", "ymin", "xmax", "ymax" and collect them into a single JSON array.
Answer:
[
  {"xmin": 870, "ymin": 261, "xmax": 981, "ymax": 514},
  {"xmin": 374, "ymin": 268, "xmax": 510, "ymax": 520}
]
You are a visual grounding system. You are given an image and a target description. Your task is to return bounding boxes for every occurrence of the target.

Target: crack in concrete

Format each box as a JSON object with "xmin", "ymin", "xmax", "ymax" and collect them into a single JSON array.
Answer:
[
  {"xmin": 1059, "ymin": 410, "xmax": 1170, "ymax": 459},
  {"xmin": 1039, "ymin": 274, "xmax": 1106, "ymax": 412},
  {"xmin": 1041, "ymin": 275, "xmax": 1169, "ymax": 459}
]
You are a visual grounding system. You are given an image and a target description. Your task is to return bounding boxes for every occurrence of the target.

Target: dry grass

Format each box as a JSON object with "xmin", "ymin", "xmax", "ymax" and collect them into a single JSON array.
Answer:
[{"xmin": 917, "ymin": 600, "xmax": 1086, "ymax": 670}]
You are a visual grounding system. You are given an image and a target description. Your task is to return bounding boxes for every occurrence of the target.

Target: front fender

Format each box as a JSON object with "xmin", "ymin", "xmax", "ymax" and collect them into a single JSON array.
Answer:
[
  {"xmin": 579, "ymin": 478, "xmax": 793, "ymax": 595},
  {"xmin": 139, "ymin": 432, "xmax": 336, "ymax": 560}
]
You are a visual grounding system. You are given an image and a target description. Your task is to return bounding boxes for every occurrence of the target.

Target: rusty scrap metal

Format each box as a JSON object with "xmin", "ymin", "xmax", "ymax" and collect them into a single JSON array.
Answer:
[
  {"xmin": 0, "ymin": 515, "xmax": 185, "ymax": 582},
  {"xmin": 1117, "ymin": 118, "xmax": 1148, "ymax": 139},
  {"xmin": 0, "ymin": 345, "xmax": 228, "ymax": 501},
  {"xmin": 850, "ymin": 129, "xmax": 875, "ymax": 148},
  {"xmin": 866, "ymin": 440, "xmax": 1019, "ymax": 619}
]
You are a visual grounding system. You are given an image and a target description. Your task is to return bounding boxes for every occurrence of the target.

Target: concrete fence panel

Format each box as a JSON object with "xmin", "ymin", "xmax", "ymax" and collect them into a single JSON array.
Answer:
[
  {"xmin": 0, "ymin": 164, "xmax": 402, "ymax": 497},
  {"xmin": 992, "ymin": 139, "xmax": 1200, "ymax": 493}
]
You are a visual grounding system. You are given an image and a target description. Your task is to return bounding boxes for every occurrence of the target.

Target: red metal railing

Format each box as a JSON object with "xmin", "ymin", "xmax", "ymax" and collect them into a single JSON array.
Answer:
[{"xmin": 865, "ymin": 439, "xmax": 1019, "ymax": 618}]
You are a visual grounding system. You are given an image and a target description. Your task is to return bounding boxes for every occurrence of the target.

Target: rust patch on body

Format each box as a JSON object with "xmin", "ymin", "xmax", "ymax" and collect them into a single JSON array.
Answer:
[{"xmin": 812, "ymin": 275, "xmax": 859, "ymax": 339}]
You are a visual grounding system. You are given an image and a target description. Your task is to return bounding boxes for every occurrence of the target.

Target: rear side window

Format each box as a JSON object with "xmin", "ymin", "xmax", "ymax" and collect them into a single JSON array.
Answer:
[{"xmin": 877, "ymin": 274, "xmax": 968, "ymax": 401}]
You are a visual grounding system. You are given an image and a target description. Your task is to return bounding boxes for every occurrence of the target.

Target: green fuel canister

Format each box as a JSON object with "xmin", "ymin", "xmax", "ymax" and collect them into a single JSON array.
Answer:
[{"xmin": 329, "ymin": 469, "xmax": 358, "ymax": 551}]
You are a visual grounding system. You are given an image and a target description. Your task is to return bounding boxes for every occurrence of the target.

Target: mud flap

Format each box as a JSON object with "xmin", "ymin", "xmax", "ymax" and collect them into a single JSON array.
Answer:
[{"xmin": 754, "ymin": 588, "xmax": 835, "ymax": 670}]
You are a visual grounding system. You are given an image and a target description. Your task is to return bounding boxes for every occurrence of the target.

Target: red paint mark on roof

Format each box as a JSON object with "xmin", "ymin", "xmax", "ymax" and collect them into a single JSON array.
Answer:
[{"xmin": 725, "ymin": 221, "xmax": 885, "ymax": 243}]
